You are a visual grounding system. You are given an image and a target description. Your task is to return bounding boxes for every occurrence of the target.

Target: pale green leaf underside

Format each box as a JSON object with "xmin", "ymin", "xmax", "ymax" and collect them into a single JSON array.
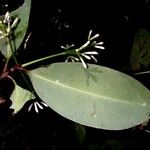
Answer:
[
  {"xmin": 0, "ymin": 0, "xmax": 31, "ymax": 58},
  {"xmin": 29, "ymin": 62, "xmax": 150, "ymax": 130},
  {"xmin": 11, "ymin": 84, "xmax": 35, "ymax": 113}
]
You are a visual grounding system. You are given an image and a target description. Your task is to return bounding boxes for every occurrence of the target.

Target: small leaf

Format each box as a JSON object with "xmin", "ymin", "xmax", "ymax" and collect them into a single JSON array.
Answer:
[
  {"xmin": 10, "ymin": 84, "xmax": 35, "ymax": 113},
  {"xmin": 0, "ymin": 0, "xmax": 31, "ymax": 58},
  {"xmin": 29, "ymin": 62, "xmax": 150, "ymax": 130}
]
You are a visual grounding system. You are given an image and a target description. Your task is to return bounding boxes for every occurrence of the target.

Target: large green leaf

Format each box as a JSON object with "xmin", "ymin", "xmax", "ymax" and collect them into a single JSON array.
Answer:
[
  {"xmin": 29, "ymin": 62, "xmax": 150, "ymax": 130},
  {"xmin": 0, "ymin": 0, "xmax": 31, "ymax": 58},
  {"xmin": 11, "ymin": 84, "xmax": 35, "ymax": 113},
  {"xmin": 130, "ymin": 28, "xmax": 150, "ymax": 71}
]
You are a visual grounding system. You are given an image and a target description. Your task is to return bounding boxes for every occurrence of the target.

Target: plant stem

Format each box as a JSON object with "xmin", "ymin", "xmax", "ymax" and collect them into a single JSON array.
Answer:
[
  {"xmin": 6, "ymin": 36, "xmax": 35, "ymax": 94},
  {"xmin": 3, "ymin": 59, "xmax": 9, "ymax": 73},
  {"xmin": 135, "ymin": 71, "xmax": 150, "ymax": 75},
  {"xmin": 22, "ymin": 52, "xmax": 66, "ymax": 68},
  {"xmin": 7, "ymin": 36, "xmax": 18, "ymax": 64},
  {"xmin": 2, "ymin": 36, "xmax": 18, "ymax": 73}
]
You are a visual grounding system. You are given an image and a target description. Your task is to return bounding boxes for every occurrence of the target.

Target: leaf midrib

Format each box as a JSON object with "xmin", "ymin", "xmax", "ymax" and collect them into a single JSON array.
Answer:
[{"xmin": 32, "ymin": 73, "xmax": 143, "ymax": 106}]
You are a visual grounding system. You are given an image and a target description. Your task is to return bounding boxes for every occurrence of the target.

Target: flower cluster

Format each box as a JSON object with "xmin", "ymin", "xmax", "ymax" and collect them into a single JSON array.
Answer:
[
  {"xmin": 62, "ymin": 30, "xmax": 105, "ymax": 68},
  {"xmin": 0, "ymin": 11, "xmax": 19, "ymax": 39}
]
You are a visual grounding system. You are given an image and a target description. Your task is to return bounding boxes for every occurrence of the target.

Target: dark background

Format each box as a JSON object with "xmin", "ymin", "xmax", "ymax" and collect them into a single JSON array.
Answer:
[
  {"xmin": 29, "ymin": 0, "xmax": 150, "ymax": 69},
  {"xmin": 0, "ymin": 0, "xmax": 150, "ymax": 150}
]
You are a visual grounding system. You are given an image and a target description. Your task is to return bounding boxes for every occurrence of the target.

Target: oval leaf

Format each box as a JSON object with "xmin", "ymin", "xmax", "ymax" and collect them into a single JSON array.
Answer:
[
  {"xmin": 0, "ymin": 0, "xmax": 31, "ymax": 58},
  {"xmin": 29, "ymin": 63, "xmax": 150, "ymax": 130}
]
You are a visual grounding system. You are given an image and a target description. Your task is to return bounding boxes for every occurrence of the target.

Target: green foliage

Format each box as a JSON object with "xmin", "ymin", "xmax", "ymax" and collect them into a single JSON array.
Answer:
[
  {"xmin": 0, "ymin": 1, "xmax": 150, "ymax": 150},
  {"xmin": 0, "ymin": 0, "xmax": 31, "ymax": 59},
  {"xmin": 0, "ymin": 0, "xmax": 149, "ymax": 133},
  {"xmin": 28, "ymin": 62, "xmax": 150, "ymax": 130},
  {"xmin": 10, "ymin": 84, "xmax": 35, "ymax": 113},
  {"xmin": 130, "ymin": 28, "xmax": 150, "ymax": 71}
]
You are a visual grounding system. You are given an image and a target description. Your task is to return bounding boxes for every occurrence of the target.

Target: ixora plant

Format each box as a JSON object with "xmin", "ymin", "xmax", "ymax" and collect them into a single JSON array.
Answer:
[{"xmin": 0, "ymin": 0, "xmax": 150, "ymax": 131}]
